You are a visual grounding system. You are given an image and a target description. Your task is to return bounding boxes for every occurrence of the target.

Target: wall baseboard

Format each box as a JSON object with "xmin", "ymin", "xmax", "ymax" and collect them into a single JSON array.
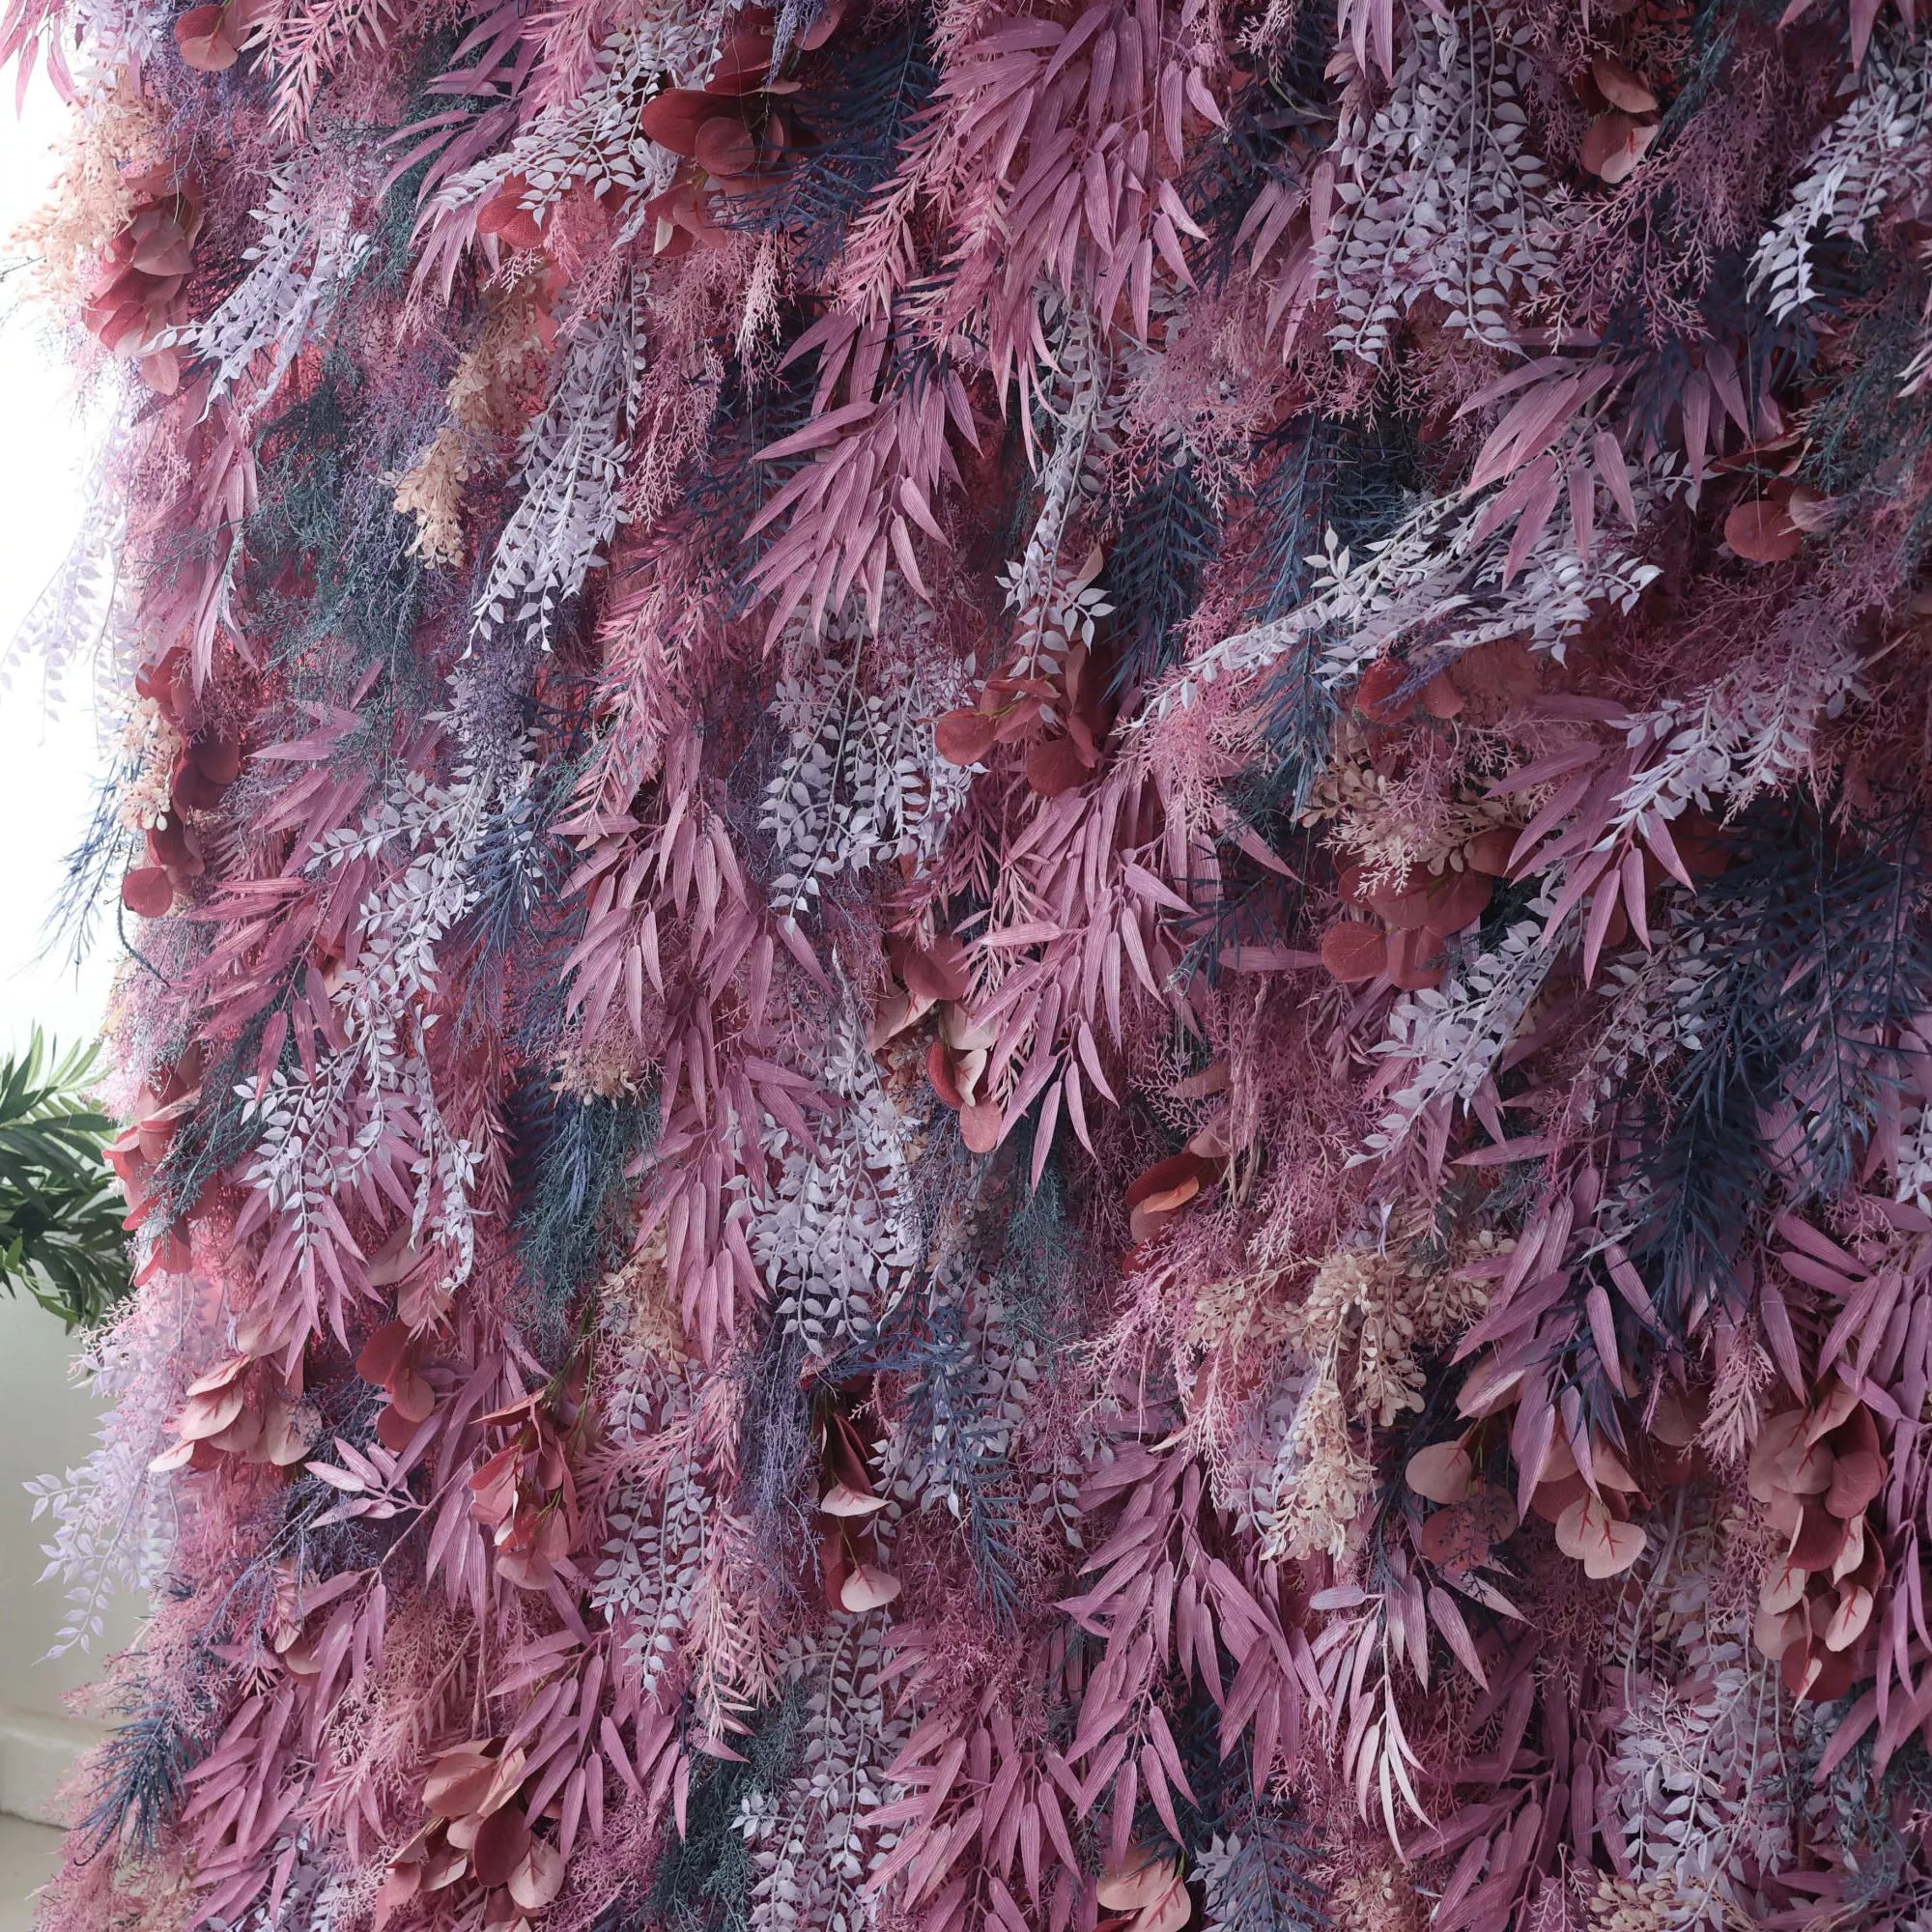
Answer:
[{"xmin": 0, "ymin": 1706, "xmax": 98, "ymax": 1828}]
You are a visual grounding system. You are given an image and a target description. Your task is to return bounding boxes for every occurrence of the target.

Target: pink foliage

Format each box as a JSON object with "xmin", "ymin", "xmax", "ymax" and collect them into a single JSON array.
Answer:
[{"xmin": 16, "ymin": 1, "xmax": 1932, "ymax": 1931}]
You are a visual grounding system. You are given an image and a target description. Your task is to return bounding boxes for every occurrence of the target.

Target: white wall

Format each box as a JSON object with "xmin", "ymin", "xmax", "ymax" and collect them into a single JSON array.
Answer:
[
  {"xmin": 0, "ymin": 1296, "xmax": 136, "ymax": 1824},
  {"xmin": 0, "ymin": 82, "xmax": 130, "ymax": 1828}
]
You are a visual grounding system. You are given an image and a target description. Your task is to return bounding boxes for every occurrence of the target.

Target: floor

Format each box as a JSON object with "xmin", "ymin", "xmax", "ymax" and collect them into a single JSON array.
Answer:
[{"xmin": 0, "ymin": 1815, "xmax": 62, "ymax": 1932}]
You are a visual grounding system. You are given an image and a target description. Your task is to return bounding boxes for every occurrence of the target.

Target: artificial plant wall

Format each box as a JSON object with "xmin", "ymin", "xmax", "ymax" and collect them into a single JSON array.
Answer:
[{"xmin": 16, "ymin": 0, "xmax": 1932, "ymax": 1929}]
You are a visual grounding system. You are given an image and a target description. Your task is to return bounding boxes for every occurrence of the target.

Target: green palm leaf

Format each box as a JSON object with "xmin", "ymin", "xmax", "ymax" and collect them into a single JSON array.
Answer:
[{"xmin": 0, "ymin": 1028, "xmax": 130, "ymax": 1328}]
